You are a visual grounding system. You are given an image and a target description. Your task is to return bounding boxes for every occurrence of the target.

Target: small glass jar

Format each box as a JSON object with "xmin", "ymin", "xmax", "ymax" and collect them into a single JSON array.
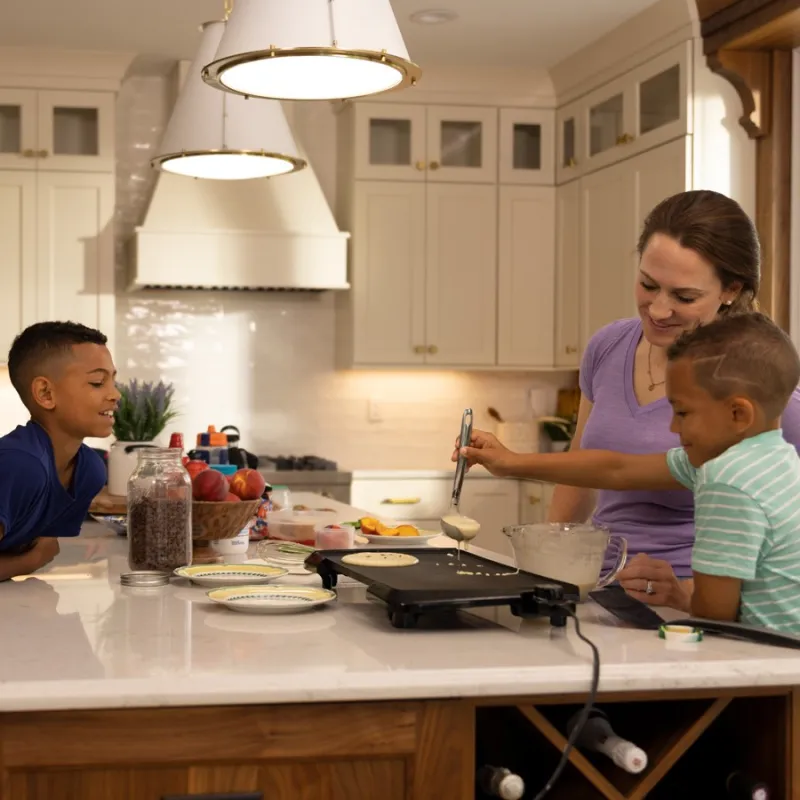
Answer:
[{"xmin": 127, "ymin": 448, "xmax": 192, "ymax": 573}]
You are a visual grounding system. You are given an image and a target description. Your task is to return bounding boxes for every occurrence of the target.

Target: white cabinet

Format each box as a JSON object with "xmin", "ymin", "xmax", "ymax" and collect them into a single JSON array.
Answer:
[
  {"xmin": 344, "ymin": 181, "xmax": 498, "ymax": 367},
  {"xmin": 0, "ymin": 88, "xmax": 114, "ymax": 173},
  {"xmin": 554, "ymin": 181, "xmax": 581, "ymax": 367},
  {"xmin": 555, "ymin": 136, "xmax": 688, "ymax": 360},
  {"xmin": 556, "ymin": 42, "xmax": 690, "ymax": 183},
  {"xmin": 497, "ymin": 186, "xmax": 555, "ymax": 367},
  {"xmin": 353, "ymin": 103, "xmax": 498, "ymax": 183},
  {"xmin": 0, "ymin": 170, "xmax": 115, "ymax": 360},
  {"xmin": 498, "ymin": 108, "xmax": 555, "ymax": 185},
  {"xmin": 460, "ymin": 478, "xmax": 519, "ymax": 557}
]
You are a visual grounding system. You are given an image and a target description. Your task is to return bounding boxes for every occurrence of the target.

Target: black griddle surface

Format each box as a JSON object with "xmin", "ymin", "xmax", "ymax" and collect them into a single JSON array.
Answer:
[{"xmin": 305, "ymin": 547, "xmax": 579, "ymax": 628}]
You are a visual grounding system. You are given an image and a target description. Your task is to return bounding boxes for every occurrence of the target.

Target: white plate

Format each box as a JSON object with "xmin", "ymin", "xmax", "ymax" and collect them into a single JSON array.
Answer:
[
  {"xmin": 207, "ymin": 585, "xmax": 336, "ymax": 614},
  {"xmin": 174, "ymin": 564, "xmax": 288, "ymax": 588},
  {"xmin": 246, "ymin": 557, "xmax": 313, "ymax": 576},
  {"xmin": 361, "ymin": 530, "xmax": 440, "ymax": 547}
]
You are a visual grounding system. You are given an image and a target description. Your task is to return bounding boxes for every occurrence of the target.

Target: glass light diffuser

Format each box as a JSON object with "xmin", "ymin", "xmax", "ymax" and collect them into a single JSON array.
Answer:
[
  {"xmin": 152, "ymin": 20, "xmax": 305, "ymax": 180},
  {"xmin": 202, "ymin": 0, "xmax": 421, "ymax": 101}
]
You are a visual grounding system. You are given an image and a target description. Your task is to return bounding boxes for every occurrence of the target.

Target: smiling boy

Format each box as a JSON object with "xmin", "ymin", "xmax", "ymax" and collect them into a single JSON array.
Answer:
[
  {"xmin": 0, "ymin": 322, "xmax": 119, "ymax": 580},
  {"xmin": 458, "ymin": 313, "xmax": 800, "ymax": 632}
]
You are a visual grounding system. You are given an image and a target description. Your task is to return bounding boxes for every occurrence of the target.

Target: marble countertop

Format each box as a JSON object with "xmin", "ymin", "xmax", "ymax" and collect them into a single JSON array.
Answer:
[{"xmin": 2, "ymin": 493, "xmax": 800, "ymax": 713}]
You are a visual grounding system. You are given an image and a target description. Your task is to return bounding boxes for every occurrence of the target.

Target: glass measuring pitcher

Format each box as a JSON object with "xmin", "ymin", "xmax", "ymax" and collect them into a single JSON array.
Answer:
[{"xmin": 503, "ymin": 523, "xmax": 627, "ymax": 601}]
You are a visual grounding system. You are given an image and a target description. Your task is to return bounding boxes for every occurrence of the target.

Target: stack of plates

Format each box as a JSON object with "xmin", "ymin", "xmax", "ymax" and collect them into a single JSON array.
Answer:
[
  {"xmin": 173, "ymin": 564, "xmax": 287, "ymax": 588},
  {"xmin": 255, "ymin": 541, "xmax": 316, "ymax": 575}
]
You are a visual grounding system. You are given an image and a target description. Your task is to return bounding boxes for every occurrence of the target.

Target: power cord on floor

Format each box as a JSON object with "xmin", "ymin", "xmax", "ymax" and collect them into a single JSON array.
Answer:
[{"xmin": 532, "ymin": 607, "xmax": 601, "ymax": 800}]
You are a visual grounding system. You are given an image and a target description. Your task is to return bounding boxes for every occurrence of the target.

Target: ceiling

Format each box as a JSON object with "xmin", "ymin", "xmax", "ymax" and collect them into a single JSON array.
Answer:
[{"xmin": 0, "ymin": 0, "xmax": 663, "ymax": 72}]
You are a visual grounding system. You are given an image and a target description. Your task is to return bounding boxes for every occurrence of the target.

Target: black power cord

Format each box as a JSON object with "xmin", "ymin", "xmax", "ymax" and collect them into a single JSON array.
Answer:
[{"xmin": 532, "ymin": 607, "xmax": 601, "ymax": 800}]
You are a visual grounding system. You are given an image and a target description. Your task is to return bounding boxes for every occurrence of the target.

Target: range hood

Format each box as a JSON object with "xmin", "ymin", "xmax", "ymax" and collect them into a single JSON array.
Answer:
[{"xmin": 127, "ymin": 142, "xmax": 350, "ymax": 292}]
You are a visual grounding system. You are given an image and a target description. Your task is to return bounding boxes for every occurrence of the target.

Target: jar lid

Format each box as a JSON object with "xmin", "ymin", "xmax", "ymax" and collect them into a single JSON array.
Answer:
[{"xmin": 120, "ymin": 571, "xmax": 170, "ymax": 587}]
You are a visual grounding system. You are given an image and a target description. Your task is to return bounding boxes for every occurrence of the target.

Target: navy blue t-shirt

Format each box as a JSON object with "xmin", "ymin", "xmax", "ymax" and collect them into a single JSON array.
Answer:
[{"xmin": 0, "ymin": 421, "xmax": 106, "ymax": 553}]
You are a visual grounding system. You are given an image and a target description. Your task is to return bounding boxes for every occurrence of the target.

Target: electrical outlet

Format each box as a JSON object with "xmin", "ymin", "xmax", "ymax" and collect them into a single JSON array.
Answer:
[{"xmin": 368, "ymin": 399, "xmax": 384, "ymax": 423}]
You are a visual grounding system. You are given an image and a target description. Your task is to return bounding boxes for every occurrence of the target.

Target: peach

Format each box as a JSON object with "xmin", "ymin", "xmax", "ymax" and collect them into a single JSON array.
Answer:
[
  {"xmin": 225, "ymin": 492, "xmax": 242, "ymax": 503},
  {"xmin": 229, "ymin": 468, "xmax": 266, "ymax": 501},
  {"xmin": 192, "ymin": 469, "xmax": 228, "ymax": 502}
]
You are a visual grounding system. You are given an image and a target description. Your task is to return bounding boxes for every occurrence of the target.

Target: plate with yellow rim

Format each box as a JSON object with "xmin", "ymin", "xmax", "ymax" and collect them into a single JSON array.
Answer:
[
  {"xmin": 174, "ymin": 564, "xmax": 288, "ymax": 588},
  {"xmin": 206, "ymin": 585, "xmax": 337, "ymax": 614}
]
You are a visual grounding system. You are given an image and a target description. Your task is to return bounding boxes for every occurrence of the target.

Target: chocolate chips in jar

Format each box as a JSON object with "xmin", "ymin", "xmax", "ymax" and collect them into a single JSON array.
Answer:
[{"xmin": 128, "ymin": 496, "xmax": 192, "ymax": 572}]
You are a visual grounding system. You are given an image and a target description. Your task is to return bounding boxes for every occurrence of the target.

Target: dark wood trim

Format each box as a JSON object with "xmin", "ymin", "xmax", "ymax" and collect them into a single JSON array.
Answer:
[
  {"xmin": 755, "ymin": 49, "xmax": 792, "ymax": 329},
  {"xmin": 706, "ymin": 50, "xmax": 772, "ymax": 137},
  {"xmin": 701, "ymin": 0, "xmax": 780, "ymax": 31},
  {"xmin": 703, "ymin": 0, "xmax": 800, "ymax": 52}
]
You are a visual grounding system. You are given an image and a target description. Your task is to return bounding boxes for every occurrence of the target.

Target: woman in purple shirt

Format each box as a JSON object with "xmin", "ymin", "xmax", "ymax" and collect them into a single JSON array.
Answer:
[{"xmin": 463, "ymin": 190, "xmax": 800, "ymax": 611}]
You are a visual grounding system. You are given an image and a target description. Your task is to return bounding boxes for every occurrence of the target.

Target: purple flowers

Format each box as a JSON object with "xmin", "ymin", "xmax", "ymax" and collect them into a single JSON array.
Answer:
[{"xmin": 112, "ymin": 378, "xmax": 179, "ymax": 442}]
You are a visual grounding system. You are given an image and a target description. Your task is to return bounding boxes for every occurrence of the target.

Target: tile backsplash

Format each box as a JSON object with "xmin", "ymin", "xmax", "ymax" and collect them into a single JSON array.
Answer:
[{"xmin": 0, "ymin": 73, "xmax": 576, "ymax": 470}]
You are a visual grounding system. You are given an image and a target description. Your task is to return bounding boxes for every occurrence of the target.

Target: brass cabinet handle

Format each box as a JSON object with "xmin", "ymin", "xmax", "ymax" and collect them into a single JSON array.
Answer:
[
  {"xmin": 380, "ymin": 497, "xmax": 421, "ymax": 505},
  {"xmin": 429, "ymin": 160, "xmax": 440, "ymax": 170},
  {"xmin": 413, "ymin": 345, "xmax": 426, "ymax": 354},
  {"xmin": 616, "ymin": 133, "xmax": 634, "ymax": 146},
  {"xmin": 21, "ymin": 149, "xmax": 35, "ymax": 158},
  {"xmin": 37, "ymin": 149, "xmax": 49, "ymax": 158},
  {"xmin": 566, "ymin": 157, "xmax": 577, "ymax": 168},
  {"xmin": 528, "ymin": 495, "xmax": 541, "ymax": 505},
  {"xmin": 428, "ymin": 345, "xmax": 438, "ymax": 355},
  {"xmin": 565, "ymin": 345, "xmax": 577, "ymax": 355},
  {"xmin": 415, "ymin": 160, "xmax": 426, "ymax": 171}
]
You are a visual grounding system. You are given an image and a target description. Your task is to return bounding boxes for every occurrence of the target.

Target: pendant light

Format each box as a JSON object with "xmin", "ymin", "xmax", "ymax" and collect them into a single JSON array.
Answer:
[
  {"xmin": 201, "ymin": 0, "xmax": 421, "ymax": 101},
  {"xmin": 152, "ymin": 19, "xmax": 306, "ymax": 180}
]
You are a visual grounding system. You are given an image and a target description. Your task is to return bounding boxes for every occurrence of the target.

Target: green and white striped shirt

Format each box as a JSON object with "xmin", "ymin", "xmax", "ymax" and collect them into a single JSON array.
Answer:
[{"xmin": 667, "ymin": 430, "xmax": 800, "ymax": 633}]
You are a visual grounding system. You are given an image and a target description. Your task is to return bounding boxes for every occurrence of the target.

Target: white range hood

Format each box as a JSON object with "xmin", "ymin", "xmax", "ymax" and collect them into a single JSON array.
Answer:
[{"xmin": 127, "ymin": 107, "xmax": 349, "ymax": 291}]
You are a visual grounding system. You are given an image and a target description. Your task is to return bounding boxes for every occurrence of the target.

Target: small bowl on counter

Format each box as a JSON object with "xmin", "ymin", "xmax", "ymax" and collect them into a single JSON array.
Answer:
[{"xmin": 265, "ymin": 509, "xmax": 337, "ymax": 546}]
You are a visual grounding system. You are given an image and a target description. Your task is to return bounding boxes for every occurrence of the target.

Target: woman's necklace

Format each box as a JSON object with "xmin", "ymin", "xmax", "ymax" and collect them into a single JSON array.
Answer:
[{"xmin": 647, "ymin": 344, "xmax": 666, "ymax": 391}]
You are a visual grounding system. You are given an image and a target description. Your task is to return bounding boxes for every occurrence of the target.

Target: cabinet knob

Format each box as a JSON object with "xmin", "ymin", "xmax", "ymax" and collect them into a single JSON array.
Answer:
[
  {"xmin": 428, "ymin": 345, "xmax": 438, "ymax": 355},
  {"xmin": 616, "ymin": 133, "xmax": 634, "ymax": 146},
  {"xmin": 528, "ymin": 496, "xmax": 541, "ymax": 505},
  {"xmin": 565, "ymin": 345, "xmax": 577, "ymax": 355},
  {"xmin": 415, "ymin": 160, "xmax": 426, "ymax": 171},
  {"xmin": 566, "ymin": 157, "xmax": 577, "ymax": 168},
  {"xmin": 37, "ymin": 149, "xmax": 49, "ymax": 158},
  {"xmin": 413, "ymin": 345, "xmax": 426, "ymax": 354},
  {"xmin": 21, "ymin": 149, "xmax": 35, "ymax": 158},
  {"xmin": 429, "ymin": 160, "xmax": 440, "ymax": 170}
]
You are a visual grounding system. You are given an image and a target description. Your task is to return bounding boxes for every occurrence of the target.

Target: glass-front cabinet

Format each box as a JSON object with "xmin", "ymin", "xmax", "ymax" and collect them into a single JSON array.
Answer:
[
  {"xmin": 498, "ymin": 108, "xmax": 554, "ymax": 185},
  {"xmin": 557, "ymin": 41, "xmax": 689, "ymax": 178},
  {"xmin": 0, "ymin": 88, "xmax": 114, "ymax": 172},
  {"xmin": 354, "ymin": 103, "xmax": 498, "ymax": 183}
]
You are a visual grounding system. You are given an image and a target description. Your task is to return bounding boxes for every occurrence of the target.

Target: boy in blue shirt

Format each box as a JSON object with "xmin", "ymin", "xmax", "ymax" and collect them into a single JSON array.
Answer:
[
  {"xmin": 0, "ymin": 321, "xmax": 118, "ymax": 580},
  {"xmin": 457, "ymin": 313, "xmax": 800, "ymax": 633}
]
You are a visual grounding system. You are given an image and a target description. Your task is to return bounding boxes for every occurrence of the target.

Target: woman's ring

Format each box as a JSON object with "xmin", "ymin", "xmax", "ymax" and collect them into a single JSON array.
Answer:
[{"xmin": 645, "ymin": 580, "xmax": 655, "ymax": 595}]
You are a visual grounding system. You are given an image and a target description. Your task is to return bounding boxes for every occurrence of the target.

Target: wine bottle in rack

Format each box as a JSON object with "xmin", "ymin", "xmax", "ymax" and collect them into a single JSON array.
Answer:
[
  {"xmin": 726, "ymin": 771, "xmax": 769, "ymax": 799},
  {"xmin": 566, "ymin": 707, "xmax": 648, "ymax": 774},
  {"xmin": 476, "ymin": 764, "xmax": 525, "ymax": 800}
]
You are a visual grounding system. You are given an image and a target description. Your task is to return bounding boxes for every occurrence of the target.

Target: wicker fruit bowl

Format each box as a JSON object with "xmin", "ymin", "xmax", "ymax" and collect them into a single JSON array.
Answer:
[{"xmin": 191, "ymin": 499, "xmax": 260, "ymax": 563}]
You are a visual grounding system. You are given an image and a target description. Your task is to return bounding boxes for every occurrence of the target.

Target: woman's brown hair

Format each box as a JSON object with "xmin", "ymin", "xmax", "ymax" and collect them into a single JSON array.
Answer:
[{"xmin": 637, "ymin": 190, "xmax": 760, "ymax": 314}]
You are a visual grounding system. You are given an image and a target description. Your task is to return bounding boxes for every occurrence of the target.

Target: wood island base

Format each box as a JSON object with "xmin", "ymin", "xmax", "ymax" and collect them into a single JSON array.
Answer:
[{"xmin": 0, "ymin": 686, "xmax": 796, "ymax": 799}]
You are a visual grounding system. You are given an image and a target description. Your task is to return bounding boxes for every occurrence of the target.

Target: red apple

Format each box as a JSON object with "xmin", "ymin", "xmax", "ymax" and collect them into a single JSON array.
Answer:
[
  {"xmin": 229, "ymin": 468, "xmax": 266, "ymax": 501},
  {"xmin": 225, "ymin": 492, "xmax": 242, "ymax": 503},
  {"xmin": 192, "ymin": 469, "xmax": 228, "ymax": 502}
]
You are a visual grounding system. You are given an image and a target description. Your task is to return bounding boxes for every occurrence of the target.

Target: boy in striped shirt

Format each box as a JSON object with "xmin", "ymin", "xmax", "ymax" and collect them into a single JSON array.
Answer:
[{"xmin": 458, "ymin": 312, "xmax": 800, "ymax": 632}]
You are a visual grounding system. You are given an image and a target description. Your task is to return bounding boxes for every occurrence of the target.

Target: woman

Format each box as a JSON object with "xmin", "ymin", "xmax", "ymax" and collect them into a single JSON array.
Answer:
[{"xmin": 464, "ymin": 190, "xmax": 800, "ymax": 611}]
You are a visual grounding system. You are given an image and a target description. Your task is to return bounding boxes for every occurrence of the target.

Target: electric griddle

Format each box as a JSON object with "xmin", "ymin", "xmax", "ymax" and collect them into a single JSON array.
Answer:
[{"xmin": 305, "ymin": 547, "xmax": 579, "ymax": 629}]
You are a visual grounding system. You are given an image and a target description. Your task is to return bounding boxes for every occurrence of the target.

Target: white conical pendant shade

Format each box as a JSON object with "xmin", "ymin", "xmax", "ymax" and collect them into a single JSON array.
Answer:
[
  {"xmin": 152, "ymin": 20, "xmax": 306, "ymax": 180},
  {"xmin": 202, "ymin": 0, "xmax": 421, "ymax": 101}
]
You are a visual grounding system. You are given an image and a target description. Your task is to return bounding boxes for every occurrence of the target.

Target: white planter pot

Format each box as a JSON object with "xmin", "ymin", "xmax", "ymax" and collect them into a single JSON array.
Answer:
[{"xmin": 107, "ymin": 441, "xmax": 158, "ymax": 497}]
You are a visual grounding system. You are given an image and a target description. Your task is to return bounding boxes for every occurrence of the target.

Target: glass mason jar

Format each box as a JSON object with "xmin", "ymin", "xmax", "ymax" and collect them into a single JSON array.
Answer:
[{"xmin": 127, "ymin": 448, "xmax": 192, "ymax": 572}]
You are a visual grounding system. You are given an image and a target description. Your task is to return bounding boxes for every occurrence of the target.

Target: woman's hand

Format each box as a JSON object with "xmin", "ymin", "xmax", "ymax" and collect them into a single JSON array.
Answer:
[
  {"xmin": 451, "ymin": 429, "xmax": 519, "ymax": 477},
  {"xmin": 617, "ymin": 553, "xmax": 692, "ymax": 612}
]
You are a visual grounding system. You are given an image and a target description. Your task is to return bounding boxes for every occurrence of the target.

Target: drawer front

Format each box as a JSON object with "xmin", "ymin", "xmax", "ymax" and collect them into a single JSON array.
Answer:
[{"xmin": 351, "ymin": 478, "xmax": 452, "ymax": 521}]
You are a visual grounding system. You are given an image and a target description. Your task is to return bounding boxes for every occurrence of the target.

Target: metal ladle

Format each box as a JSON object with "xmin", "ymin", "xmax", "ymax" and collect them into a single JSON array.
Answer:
[{"xmin": 440, "ymin": 408, "xmax": 481, "ymax": 543}]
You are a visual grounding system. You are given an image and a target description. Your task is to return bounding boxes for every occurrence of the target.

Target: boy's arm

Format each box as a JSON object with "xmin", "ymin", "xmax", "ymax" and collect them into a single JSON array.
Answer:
[
  {"xmin": 0, "ymin": 526, "xmax": 60, "ymax": 581},
  {"xmin": 690, "ymin": 482, "xmax": 768, "ymax": 622},
  {"xmin": 503, "ymin": 450, "xmax": 683, "ymax": 491}
]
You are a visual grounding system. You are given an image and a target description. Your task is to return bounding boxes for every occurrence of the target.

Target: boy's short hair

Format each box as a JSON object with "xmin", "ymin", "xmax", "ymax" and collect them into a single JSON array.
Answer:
[
  {"xmin": 7, "ymin": 321, "xmax": 108, "ymax": 409},
  {"xmin": 667, "ymin": 312, "xmax": 800, "ymax": 419}
]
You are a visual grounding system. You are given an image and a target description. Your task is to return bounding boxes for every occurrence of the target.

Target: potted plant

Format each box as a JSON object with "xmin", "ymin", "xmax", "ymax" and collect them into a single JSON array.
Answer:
[
  {"xmin": 538, "ymin": 415, "xmax": 576, "ymax": 453},
  {"xmin": 107, "ymin": 379, "xmax": 179, "ymax": 496}
]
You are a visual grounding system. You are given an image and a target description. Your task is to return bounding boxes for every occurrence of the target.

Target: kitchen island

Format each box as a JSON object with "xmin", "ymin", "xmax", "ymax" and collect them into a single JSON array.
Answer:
[{"xmin": 1, "ymin": 493, "xmax": 798, "ymax": 799}]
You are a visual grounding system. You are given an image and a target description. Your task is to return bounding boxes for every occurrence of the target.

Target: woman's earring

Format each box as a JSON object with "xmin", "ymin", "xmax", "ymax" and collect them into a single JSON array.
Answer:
[{"xmin": 725, "ymin": 300, "xmax": 733, "ymax": 306}]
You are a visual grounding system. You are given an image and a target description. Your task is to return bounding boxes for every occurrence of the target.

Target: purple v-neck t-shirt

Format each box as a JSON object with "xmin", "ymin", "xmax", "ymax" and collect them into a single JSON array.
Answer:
[{"xmin": 579, "ymin": 318, "xmax": 800, "ymax": 578}]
